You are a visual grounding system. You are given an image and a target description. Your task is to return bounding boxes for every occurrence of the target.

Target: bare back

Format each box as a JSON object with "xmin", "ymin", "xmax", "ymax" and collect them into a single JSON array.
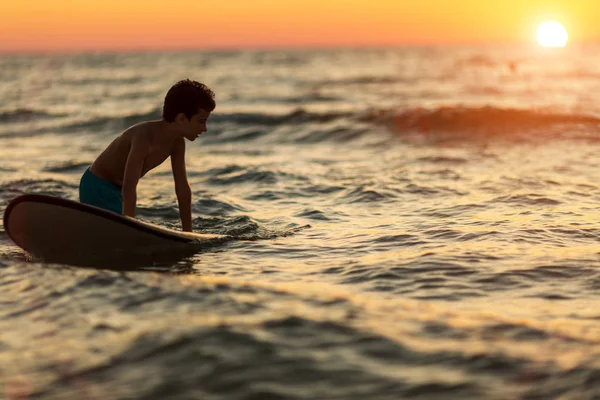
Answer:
[{"xmin": 90, "ymin": 121, "xmax": 177, "ymax": 187}]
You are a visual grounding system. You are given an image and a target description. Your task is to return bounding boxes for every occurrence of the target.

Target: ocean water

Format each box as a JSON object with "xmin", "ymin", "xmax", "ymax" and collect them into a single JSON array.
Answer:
[{"xmin": 0, "ymin": 46, "xmax": 600, "ymax": 399}]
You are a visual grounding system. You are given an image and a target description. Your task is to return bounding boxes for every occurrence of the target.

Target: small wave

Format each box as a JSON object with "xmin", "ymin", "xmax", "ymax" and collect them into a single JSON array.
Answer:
[
  {"xmin": 321, "ymin": 75, "xmax": 408, "ymax": 86},
  {"xmin": 423, "ymin": 229, "xmax": 463, "ymax": 240},
  {"xmin": 192, "ymin": 198, "xmax": 246, "ymax": 217},
  {"xmin": 0, "ymin": 179, "xmax": 77, "ymax": 203},
  {"xmin": 193, "ymin": 214, "xmax": 308, "ymax": 240},
  {"xmin": 499, "ymin": 265, "xmax": 595, "ymax": 285},
  {"xmin": 548, "ymin": 228, "xmax": 600, "ymax": 242},
  {"xmin": 204, "ymin": 165, "xmax": 308, "ymax": 186},
  {"xmin": 136, "ymin": 206, "xmax": 181, "ymax": 220},
  {"xmin": 287, "ymin": 93, "xmax": 340, "ymax": 103},
  {"xmin": 373, "ymin": 233, "xmax": 424, "ymax": 246},
  {"xmin": 63, "ymin": 108, "xmax": 161, "ymax": 132},
  {"xmin": 42, "ymin": 161, "xmax": 91, "ymax": 173},
  {"xmin": 242, "ymin": 93, "xmax": 340, "ymax": 104},
  {"xmin": 199, "ymin": 164, "xmax": 246, "ymax": 177},
  {"xmin": 293, "ymin": 125, "xmax": 369, "ymax": 144},
  {"xmin": 337, "ymin": 185, "xmax": 397, "ymax": 204},
  {"xmin": 207, "ymin": 169, "xmax": 278, "ymax": 185},
  {"xmin": 244, "ymin": 190, "xmax": 286, "ymax": 201},
  {"xmin": 403, "ymin": 183, "xmax": 464, "ymax": 196},
  {"xmin": 492, "ymin": 194, "xmax": 561, "ymax": 206},
  {"xmin": 0, "ymin": 108, "xmax": 67, "ymax": 123},
  {"xmin": 416, "ymin": 156, "xmax": 468, "ymax": 165},
  {"xmin": 207, "ymin": 128, "xmax": 270, "ymax": 143},
  {"xmin": 299, "ymin": 183, "xmax": 345, "ymax": 195},
  {"xmin": 62, "ymin": 76, "xmax": 145, "ymax": 86},
  {"xmin": 210, "ymin": 108, "xmax": 353, "ymax": 126},
  {"xmin": 420, "ymin": 203, "xmax": 485, "ymax": 218},
  {"xmin": 293, "ymin": 208, "xmax": 331, "ymax": 221}
]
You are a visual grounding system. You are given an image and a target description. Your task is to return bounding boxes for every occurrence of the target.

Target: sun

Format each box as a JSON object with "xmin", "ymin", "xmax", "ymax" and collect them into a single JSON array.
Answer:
[{"xmin": 537, "ymin": 21, "xmax": 568, "ymax": 47}]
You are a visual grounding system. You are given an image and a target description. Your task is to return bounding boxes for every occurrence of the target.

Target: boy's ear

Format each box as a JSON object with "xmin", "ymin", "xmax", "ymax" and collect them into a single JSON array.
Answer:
[{"xmin": 175, "ymin": 113, "xmax": 188, "ymax": 123}]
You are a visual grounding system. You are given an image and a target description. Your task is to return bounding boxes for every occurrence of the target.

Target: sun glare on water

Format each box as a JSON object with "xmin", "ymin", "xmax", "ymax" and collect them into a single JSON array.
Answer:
[{"xmin": 537, "ymin": 21, "xmax": 568, "ymax": 47}]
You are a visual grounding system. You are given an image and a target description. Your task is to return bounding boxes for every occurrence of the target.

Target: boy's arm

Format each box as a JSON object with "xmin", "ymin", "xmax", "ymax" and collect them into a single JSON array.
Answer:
[
  {"xmin": 171, "ymin": 138, "xmax": 192, "ymax": 232},
  {"xmin": 122, "ymin": 137, "xmax": 148, "ymax": 218}
]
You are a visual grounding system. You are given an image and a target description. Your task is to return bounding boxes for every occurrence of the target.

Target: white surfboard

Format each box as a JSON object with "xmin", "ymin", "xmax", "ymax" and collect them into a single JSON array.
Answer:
[{"xmin": 3, "ymin": 194, "xmax": 228, "ymax": 266}]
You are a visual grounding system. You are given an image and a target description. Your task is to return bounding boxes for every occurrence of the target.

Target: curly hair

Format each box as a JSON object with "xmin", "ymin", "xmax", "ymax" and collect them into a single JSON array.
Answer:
[{"xmin": 162, "ymin": 79, "xmax": 216, "ymax": 122}]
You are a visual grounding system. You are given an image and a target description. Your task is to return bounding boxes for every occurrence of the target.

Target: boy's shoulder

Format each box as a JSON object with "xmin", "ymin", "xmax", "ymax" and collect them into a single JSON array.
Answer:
[
  {"xmin": 121, "ymin": 121, "xmax": 155, "ymax": 143},
  {"xmin": 125, "ymin": 121, "xmax": 154, "ymax": 135}
]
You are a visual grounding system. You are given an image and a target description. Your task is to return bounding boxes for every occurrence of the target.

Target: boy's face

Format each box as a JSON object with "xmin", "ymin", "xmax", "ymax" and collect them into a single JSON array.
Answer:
[{"xmin": 177, "ymin": 109, "xmax": 211, "ymax": 141}]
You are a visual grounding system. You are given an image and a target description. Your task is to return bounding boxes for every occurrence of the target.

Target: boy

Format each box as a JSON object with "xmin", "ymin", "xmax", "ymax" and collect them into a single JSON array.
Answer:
[{"xmin": 79, "ymin": 79, "xmax": 215, "ymax": 232}]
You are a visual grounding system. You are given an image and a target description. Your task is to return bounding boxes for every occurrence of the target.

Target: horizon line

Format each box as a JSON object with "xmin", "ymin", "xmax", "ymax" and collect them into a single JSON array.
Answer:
[{"xmin": 1, "ymin": 40, "xmax": 599, "ymax": 55}]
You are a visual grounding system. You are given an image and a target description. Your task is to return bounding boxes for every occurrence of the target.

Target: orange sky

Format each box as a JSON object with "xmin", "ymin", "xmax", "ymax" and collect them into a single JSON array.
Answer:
[{"xmin": 1, "ymin": 0, "xmax": 599, "ymax": 52}]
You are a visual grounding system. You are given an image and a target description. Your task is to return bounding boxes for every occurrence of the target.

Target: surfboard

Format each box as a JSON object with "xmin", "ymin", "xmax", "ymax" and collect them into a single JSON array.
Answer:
[{"xmin": 3, "ymin": 194, "xmax": 228, "ymax": 266}]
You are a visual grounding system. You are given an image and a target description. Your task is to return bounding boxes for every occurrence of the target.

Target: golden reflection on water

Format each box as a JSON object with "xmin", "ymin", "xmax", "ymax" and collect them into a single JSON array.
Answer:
[{"xmin": 171, "ymin": 273, "xmax": 600, "ymax": 371}]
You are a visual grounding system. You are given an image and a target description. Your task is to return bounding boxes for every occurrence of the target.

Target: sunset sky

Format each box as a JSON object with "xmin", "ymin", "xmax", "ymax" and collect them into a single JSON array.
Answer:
[{"xmin": 1, "ymin": 0, "xmax": 599, "ymax": 52}]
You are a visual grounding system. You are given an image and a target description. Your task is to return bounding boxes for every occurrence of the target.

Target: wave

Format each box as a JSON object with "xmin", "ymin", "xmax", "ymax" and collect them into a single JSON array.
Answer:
[
  {"xmin": 210, "ymin": 108, "xmax": 354, "ymax": 126},
  {"xmin": 211, "ymin": 106, "xmax": 600, "ymax": 137},
  {"xmin": 42, "ymin": 161, "xmax": 90, "ymax": 173},
  {"xmin": 237, "ymin": 93, "xmax": 341, "ymax": 104},
  {"xmin": 0, "ymin": 108, "xmax": 67, "ymax": 123},
  {"xmin": 0, "ymin": 179, "xmax": 77, "ymax": 207},
  {"xmin": 379, "ymin": 106, "xmax": 600, "ymax": 135},
  {"xmin": 205, "ymin": 106, "xmax": 600, "ymax": 145},
  {"xmin": 4, "ymin": 104, "xmax": 599, "ymax": 144},
  {"xmin": 336, "ymin": 185, "xmax": 398, "ymax": 204},
  {"xmin": 62, "ymin": 108, "xmax": 161, "ymax": 132},
  {"xmin": 319, "ymin": 75, "xmax": 410, "ymax": 86},
  {"xmin": 61, "ymin": 76, "xmax": 145, "ymax": 86},
  {"xmin": 492, "ymin": 194, "xmax": 562, "ymax": 206}
]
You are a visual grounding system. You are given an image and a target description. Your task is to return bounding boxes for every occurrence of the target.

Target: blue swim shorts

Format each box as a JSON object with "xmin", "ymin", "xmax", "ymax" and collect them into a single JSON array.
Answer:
[{"xmin": 79, "ymin": 167, "xmax": 123, "ymax": 214}]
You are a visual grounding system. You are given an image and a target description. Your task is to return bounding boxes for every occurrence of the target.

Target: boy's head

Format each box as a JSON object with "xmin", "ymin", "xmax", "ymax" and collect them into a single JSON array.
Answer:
[{"xmin": 162, "ymin": 79, "xmax": 215, "ymax": 122}]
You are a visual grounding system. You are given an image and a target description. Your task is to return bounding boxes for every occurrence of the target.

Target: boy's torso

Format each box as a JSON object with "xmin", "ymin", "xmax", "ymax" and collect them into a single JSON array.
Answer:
[{"xmin": 90, "ymin": 121, "xmax": 177, "ymax": 187}]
